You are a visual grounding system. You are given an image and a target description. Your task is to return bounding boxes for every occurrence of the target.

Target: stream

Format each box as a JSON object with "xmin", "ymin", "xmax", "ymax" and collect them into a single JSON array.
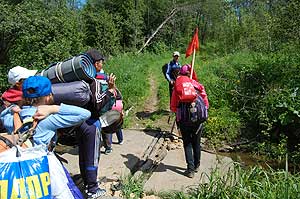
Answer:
[{"xmin": 218, "ymin": 151, "xmax": 300, "ymax": 173}]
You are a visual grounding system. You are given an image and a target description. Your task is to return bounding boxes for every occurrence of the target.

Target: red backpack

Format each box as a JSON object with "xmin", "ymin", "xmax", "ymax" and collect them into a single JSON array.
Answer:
[{"xmin": 174, "ymin": 76, "xmax": 197, "ymax": 102}]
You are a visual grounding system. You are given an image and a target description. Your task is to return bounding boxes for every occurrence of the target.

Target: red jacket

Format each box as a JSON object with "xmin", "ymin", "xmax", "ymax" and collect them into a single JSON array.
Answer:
[{"xmin": 170, "ymin": 76, "xmax": 209, "ymax": 112}]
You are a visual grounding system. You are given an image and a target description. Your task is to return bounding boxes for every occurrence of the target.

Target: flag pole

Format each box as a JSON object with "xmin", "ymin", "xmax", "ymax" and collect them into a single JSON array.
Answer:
[{"xmin": 190, "ymin": 48, "xmax": 196, "ymax": 79}]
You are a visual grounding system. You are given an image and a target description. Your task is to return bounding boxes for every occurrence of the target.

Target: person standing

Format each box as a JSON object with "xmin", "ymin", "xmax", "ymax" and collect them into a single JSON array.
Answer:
[
  {"xmin": 0, "ymin": 66, "xmax": 38, "ymax": 133},
  {"xmin": 0, "ymin": 76, "xmax": 91, "ymax": 146},
  {"xmin": 0, "ymin": 75, "xmax": 91, "ymax": 198},
  {"xmin": 165, "ymin": 51, "xmax": 181, "ymax": 99},
  {"xmin": 76, "ymin": 49, "xmax": 116, "ymax": 198},
  {"xmin": 170, "ymin": 64, "xmax": 209, "ymax": 178},
  {"xmin": 1, "ymin": 66, "xmax": 37, "ymax": 108}
]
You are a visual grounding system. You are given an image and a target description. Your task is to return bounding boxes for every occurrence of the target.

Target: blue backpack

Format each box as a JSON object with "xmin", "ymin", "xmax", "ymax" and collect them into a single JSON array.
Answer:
[{"xmin": 176, "ymin": 95, "xmax": 208, "ymax": 125}]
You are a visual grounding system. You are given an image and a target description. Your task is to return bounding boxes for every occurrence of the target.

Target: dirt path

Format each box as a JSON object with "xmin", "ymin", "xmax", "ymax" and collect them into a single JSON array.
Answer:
[
  {"xmin": 143, "ymin": 74, "xmax": 158, "ymax": 113},
  {"xmin": 132, "ymin": 73, "xmax": 176, "ymax": 133}
]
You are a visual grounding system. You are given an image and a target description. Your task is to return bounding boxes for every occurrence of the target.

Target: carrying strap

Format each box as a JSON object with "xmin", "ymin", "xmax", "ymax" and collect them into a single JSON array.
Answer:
[
  {"xmin": 13, "ymin": 112, "xmax": 23, "ymax": 131},
  {"xmin": 0, "ymin": 134, "xmax": 14, "ymax": 148},
  {"xmin": 12, "ymin": 113, "xmax": 38, "ymax": 146}
]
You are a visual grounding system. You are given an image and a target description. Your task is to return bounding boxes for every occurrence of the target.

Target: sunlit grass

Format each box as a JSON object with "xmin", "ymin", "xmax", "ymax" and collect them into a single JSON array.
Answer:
[{"xmin": 156, "ymin": 164, "xmax": 300, "ymax": 199}]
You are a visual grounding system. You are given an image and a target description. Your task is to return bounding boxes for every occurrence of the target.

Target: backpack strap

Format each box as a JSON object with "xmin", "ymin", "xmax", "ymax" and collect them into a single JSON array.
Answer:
[
  {"xmin": 0, "ymin": 134, "xmax": 14, "ymax": 148},
  {"xmin": 13, "ymin": 112, "xmax": 23, "ymax": 132},
  {"xmin": 14, "ymin": 115, "xmax": 38, "ymax": 146}
]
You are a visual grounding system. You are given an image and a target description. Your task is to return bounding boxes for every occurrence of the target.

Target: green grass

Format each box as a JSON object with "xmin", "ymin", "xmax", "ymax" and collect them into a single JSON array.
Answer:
[
  {"xmin": 119, "ymin": 164, "xmax": 300, "ymax": 199},
  {"xmin": 105, "ymin": 51, "xmax": 194, "ymax": 127},
  {"xmin": 120, "ymin": 174, "xmax": 145, "ymax": 199}
]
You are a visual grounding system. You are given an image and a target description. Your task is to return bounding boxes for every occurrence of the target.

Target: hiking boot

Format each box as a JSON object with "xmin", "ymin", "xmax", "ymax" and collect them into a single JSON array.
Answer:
[
  {"xmin": 185, "ymin": 169, "xmax": 195, "ymax": 178},
  {"xmin": 86, "ymin": 187, "xmax": 106, "ymax": 199},
  {"xmin": 104, "ymin": 147, "xmax": 112, "ymax": 154}
]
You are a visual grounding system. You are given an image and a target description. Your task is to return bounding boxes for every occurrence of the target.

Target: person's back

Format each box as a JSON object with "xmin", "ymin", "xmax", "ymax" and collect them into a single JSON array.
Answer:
[{"xmin": 170, "ymin": 64, "xmax": 209, "ymax": 178}]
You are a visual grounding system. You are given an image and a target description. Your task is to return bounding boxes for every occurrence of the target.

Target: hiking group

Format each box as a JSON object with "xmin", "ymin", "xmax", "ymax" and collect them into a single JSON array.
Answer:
[
  {"xmin": 0, "ymin": 49, "xmax": 124, "ymax": 199},
  {"xmin": 165, "ymin": 51, "xmax": 209, "ymax": 178},
  {"xmin": 0, "ymin": 49, "xmax": 209, "ymax": 199}
]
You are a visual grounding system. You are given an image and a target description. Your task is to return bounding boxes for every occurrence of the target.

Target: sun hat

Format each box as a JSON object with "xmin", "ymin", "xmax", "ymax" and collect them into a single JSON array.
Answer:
[
  {"xmin": 86, "ymin": 49, "xmax": 105, "ymax": 64},
  {"xmin": 180, "ymin": 64, "xmax": 191, "ymax": 75},
  {"xmin": 173, "ymin": 51, "xmax": 180, "ymax": 57},
  {"xmin": 22, "ymin": 76, "xmax": 52, "ymax": 98},
  {"xmin": 8, "ymin": 66, "xmax": 38, "ymax": 85}
]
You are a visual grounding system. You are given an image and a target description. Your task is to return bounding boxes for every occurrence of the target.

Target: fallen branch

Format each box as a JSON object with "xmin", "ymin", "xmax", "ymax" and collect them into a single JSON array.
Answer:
[{"xmin": 137, "ymin": 8, "xmax": 178, "ymax": 54}]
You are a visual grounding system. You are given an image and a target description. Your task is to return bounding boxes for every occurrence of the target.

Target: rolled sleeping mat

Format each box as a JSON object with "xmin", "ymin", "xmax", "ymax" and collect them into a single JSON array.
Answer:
[
  {"xmin": 51, "ymin": 81, "xmax": 91, "ymax": 107},
  {"xmin": 39, "ymin": 54, "xmax": 96, "ymax": 83}
]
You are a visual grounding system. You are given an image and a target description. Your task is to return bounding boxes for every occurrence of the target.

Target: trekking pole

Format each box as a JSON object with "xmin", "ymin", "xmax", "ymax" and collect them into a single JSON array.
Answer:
[
  {"xmin": 170, "ymin": 117, "xmax": 176, "ymax": 134},
  {"xmin": 195, "ymin": 123, "xmax": 203, "ymax": 135}
]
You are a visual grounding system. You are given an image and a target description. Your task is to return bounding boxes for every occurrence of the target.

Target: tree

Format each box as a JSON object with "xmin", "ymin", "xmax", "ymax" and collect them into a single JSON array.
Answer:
[
  {"xmin": 82, "ymin": 3, "xmax": 121, "ymax": 55},
  {"xmin": 4, "ymin": 0, "xmax": 84, "ymax": 69}
]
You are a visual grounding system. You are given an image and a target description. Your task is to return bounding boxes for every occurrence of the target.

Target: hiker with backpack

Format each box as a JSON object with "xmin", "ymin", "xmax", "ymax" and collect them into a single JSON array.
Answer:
[
  {"xmin": 101, "ymin": 88, "xmax": 124, "ymax": 148},
  {"xmin": 170, "ymin": 64, "xmax": 209, "ymax": 178},
  {"xmin": 0, "ymin": 75, "xmax": 91, "ymax": 147},
  {"xmin": 75, "ymin": 49, "xmax": 117, "ymax": 198},
  {"xmin": 0, "ymin": 66, "xmax": 38, "ymax": 133},
  {"xmin": 0, "ymin": 75, "xmax": 91, "ymax": 198},
  {"xmin": 165, "ymin": 51, "xmax": 182, "ymax": 99}
]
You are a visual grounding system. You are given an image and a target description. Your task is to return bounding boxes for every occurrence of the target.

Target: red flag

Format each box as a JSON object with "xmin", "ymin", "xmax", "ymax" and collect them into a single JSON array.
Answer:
[{"xmin": 185, "ymin": 28, "xmax": 199, "ymax": 58}]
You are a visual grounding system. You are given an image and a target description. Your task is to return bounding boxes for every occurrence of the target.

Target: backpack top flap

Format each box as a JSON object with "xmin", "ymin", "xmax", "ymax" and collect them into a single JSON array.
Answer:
[{"xmin": 175, "ymin": 76, "xmax": 197, "ymax": 103}]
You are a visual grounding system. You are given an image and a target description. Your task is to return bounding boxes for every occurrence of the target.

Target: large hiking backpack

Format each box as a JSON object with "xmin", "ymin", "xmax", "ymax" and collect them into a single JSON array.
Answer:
[
  {"xmin": 174, "ymin": 76, "xmax": 197, "ymax": 102},
  {"xmin": 176, "ymin": 95, "xmax": 208, "ymax": 125}
]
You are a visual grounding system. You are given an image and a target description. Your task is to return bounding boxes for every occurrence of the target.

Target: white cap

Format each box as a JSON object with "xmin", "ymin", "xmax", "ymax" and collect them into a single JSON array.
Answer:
[
  {"xmin": 8, "ymin": 66, "xmax": 38, "ymax": 85},
  {"xmin": 173, "ymin": 51, "xmax": 180, "ymax": 57}
]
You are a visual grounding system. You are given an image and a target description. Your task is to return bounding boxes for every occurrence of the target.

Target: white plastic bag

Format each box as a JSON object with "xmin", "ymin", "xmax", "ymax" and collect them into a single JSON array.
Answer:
[
  {"xmin": 48, "ymin": 152, "xmax": 83, "ymax": 199},
  {"xmin": 0, "ymin": 145, "xmax": 51, "ymax": 199}
]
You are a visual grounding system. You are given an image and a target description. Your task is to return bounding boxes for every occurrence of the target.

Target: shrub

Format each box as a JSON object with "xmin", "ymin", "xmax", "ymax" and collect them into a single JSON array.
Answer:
[{"xmin": 204, "ymin": 107, "xmax": 241, "ymax": 148}]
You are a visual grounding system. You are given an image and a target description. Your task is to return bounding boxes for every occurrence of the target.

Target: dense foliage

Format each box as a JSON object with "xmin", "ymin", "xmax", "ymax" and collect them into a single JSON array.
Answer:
[{"xmin": 0, "ymin": 0, "xmax": 299, "ymax": 161}]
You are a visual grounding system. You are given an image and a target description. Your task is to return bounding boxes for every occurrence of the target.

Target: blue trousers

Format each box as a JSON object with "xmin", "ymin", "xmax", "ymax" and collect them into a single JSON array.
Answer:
[
  {"xmin": 77, "ymin": 119, "xmax": 101, "ymax": 193},
  {"xmin": 179, "ymin": 122, "xmax": 203, "ymax": 171}
]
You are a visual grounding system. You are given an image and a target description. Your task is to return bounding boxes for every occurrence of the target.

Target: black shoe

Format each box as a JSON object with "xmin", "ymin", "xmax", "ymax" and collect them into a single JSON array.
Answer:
[
  {"xmin": 104, "ymin": 147, "xmax": 112, "ymax": 154},
  {"xmin": 195, "ymin": 165, "xmax": 200, "ymax": 173},
  {"xmin": 185, "ymin": 170, "xmax": 195, "ymax": 178}
]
